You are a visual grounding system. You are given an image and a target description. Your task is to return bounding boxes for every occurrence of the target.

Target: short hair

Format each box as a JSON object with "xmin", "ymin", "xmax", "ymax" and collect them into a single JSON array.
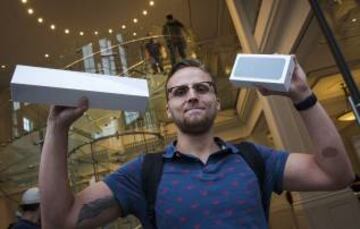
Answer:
[
  {"xmin": 166, "ymin": 14, "xmax": 173, "ymax": 20},
  {"xmin": 165, "ymin": 59, "xmax": 217, "ymax": 99}
]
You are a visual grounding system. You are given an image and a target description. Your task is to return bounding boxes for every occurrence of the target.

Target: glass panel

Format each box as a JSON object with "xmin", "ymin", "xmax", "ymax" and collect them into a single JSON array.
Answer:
[{"xmin": 81, "ymin": 43, "xmax": 96, "ymax": 73}]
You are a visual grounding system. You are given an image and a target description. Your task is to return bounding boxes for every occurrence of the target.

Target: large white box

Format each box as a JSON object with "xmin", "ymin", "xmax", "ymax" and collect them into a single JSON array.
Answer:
[
  {"xmin": 11, "ymin": 65, "xmax": 149, "ymax": 112},
  {"xmin": 229, "ymin": 54, "xmax": 295, "ymax": 92}
]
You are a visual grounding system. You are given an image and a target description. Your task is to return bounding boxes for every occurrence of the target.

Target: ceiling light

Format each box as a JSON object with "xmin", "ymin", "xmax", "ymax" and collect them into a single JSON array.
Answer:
[
  {"xmin": 50, "ymin": 24, "xmax": 56, "ymax": 30},
  {"xmin": 143, "ymin": 10, "xmax": 148, "ymax": 15},
  {"xmin": 149, "ymin": 1, "xmax": 155, "ymax": 6},
  {"xmin": 94, "ymin": 31, "xmax": 99, "ymax": 35},
  {"xmin": 225, "ymin": 66, "xmax": 231, "ymax": 75},
  {"xmin": 79, "ymin": 31, "xmax": 84, "ymax": 36},
  {"xmin": 1, "ymin": 65, "xmax": 6, "ymax": 69},
  {"xmin": 352, "ymin": 18, "xmax": 357, "ymax": 22},
  {"xmin": 108, "ymin": 29, "xmax": 113, "ymax": 34},
  {"xmin": 133, "ymin": 32, "xmax": 137, "ymax": 36},
  {"xmin": 337, "ymin": 110, "xmax": 355, "ymax": 122},
  {"xmin": 21, "ymin": 0, "xmax": 28, "ymax": 4},
  {"xmin": 191, "ymin": 52, "xmax": 197, "ymax": 59},
  {"xmin": 27, "ymin": 8, "xmax": 34, "ymax": 15},
  {"xmin": 44, "ymin": 54, "xmax": 49, "ymax": 58},
  {"xmin": 64, "ymin": 29, "xmax": 70, "ymax": 34},
  {"xmin": 121, "ymin": 25, "xmax": 126, "ymax": 29},
  {"xmin": 133, "ymin": 18, "xmax": 138, "ymax": 23},
  {"xmin": 37, "ymin": 17, "xmax": 43, "ymax": 23}
]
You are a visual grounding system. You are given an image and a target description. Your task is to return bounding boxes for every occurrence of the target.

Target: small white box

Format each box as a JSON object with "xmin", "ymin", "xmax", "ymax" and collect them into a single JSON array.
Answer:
[
  {"xmin": 229, "ymin": 54, "xmax": 295, "ymax": 92},
  {"xmin": 11, "ymin": 65, "xmax": 149, "ymax": 112}
]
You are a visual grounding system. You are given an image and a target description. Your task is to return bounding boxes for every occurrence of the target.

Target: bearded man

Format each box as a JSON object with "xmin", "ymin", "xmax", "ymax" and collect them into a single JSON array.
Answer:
[{"xmin": 39, "ymin": 59, "xmax": 354, "ymax": 228}]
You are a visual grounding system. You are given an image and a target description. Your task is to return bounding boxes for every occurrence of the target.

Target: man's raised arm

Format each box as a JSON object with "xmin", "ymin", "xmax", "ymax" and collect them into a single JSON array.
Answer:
[
  {"xmin": 259, "ymin": 59, "xmax": 355, "ymax": 191},
  {"xmin": 39, "ymin": 98, "xmax": 121, "ymax": 228}
]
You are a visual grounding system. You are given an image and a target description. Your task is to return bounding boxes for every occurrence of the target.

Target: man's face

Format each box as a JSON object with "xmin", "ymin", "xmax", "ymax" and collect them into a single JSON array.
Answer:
[{"xmin": 166, "ymin": 67, "xmax": 220, "ymax": 135}]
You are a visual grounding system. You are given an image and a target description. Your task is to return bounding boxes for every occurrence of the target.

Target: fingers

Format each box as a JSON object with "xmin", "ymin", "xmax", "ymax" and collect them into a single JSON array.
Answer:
[
  {"xmin": 49, "ymin": 97, "xmax": 88, "ymax": 114},
  {"xmin": 66, "ymin": 97, "xmax": 89, "ymax": 121},
  {"xmin": 48, "ymin": 105, "xmax": 68, "ymax": 120},
  {"xmin": 257, "ymin": 86, "xmax": 288, "ymax": 97},
  {"xmin": 291, "ymin": 55, "xmax": 303, "ymax": 71},
  {"xmin": 258, "ymin": 87, "xmax": 270, "ymax": 96},
  {"xmin": 47, "ymin": 97, "xmax": 89, "ymax": 128},
  {"xmin": 73, "ymin": 97, "xmax": 89, "ymax": 118},
  {"xmin": 77, "ymin": 97, "xmax": 89, "ymax": 110}
]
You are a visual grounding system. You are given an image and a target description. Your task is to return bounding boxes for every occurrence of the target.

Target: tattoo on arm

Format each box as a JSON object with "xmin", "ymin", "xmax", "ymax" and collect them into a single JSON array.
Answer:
[{"xmin": 77, "ymin": 196, "xmax": 117, "ymax": 225}]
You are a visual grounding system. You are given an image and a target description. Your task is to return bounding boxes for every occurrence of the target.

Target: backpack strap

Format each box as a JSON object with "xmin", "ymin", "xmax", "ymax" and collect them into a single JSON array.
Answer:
[
  {"xmin": 142, "ymin": 152, "xmax": 164, "ymax": 228},
  {"xmin": 235, "ymin": 142, "xmax": 267, "ymax": 218}
]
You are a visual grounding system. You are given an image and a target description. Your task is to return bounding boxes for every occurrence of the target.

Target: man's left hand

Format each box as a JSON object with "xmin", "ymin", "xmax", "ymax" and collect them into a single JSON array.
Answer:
[{"xmin": 258, "ymin": 55, "xmax": 313, "ymax": 103}]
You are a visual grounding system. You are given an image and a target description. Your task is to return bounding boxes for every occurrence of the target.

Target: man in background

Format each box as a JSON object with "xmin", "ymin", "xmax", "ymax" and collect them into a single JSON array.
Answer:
[
  {"xmin": 9, "ymin": 187, "xmax": 41, "ymax": 229},
  {"xmin": 145, "ymin": 33, "xmax": 164, "ymax": 74},
  {"xmin": 162, "ymin": 14, "xmax": 188, "ymax": 66}
]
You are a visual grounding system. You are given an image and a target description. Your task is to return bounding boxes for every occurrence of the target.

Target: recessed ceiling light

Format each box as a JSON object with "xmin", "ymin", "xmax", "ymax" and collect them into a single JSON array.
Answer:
[
  {"xmin": 1, "ymin": 65, "xmax": 6, "ymax": 69},
  {"xmin": 133, "ymin": 32, "xmax": 137, "ymax": 36},
  {"xmin": 37, "ymin": 17, "xmax": 43, "ymax": 23},
  {"xmin": 337, "ymin": 110, "xmax": 355, "ymax": 122},
  {"xmin": 79, "ymin": 31, "xmax": 84, "ymax": 36},
  {"xmin": 352, "ymin": 18, "xmax": 357, "ymax": 22},
  {"xmin": 191, "ymin": 52, "xmax": 197, "ymax": 59},
  {"xmin": 149, "ymin": 1, "xmax": 155, "ymax": 6},
  {"xmin": 133, "ymin": 18, "xmax": 138, "ymax": 23},
  {"xmin": 64, "ymin": 29, "xmax": 70, "ymax": 34},
  {"xmin": 225, "ymin": 66, "xmax": 231, "ymax": 75},
  {"xmin": 108, "ymin": 29, "xmax": 113, "ymax": 34},
  {"xmin": 94, "ymin": 31, "xmax": 99, "ymax": 35},
  {"xmin": 50, "ymin": 24, "xmax": 56, "ymax": 30},
  {"xmin": 21, "ymin": 0, "xmax": 28, "ymax": 4},
  {"xmin": 44, "ymin": 54, "xmax": 49, "ymax": 58},
  {"xmin": 27, "ymin": 8, "xmax": 34, "ymax": 15},
  {"xmin": 121, "ymin": 25, "xmax": 126, "ymax": 29},
  {"xmin": 143, "ymin": 10, "xmax": 148, "ymax": 15}
]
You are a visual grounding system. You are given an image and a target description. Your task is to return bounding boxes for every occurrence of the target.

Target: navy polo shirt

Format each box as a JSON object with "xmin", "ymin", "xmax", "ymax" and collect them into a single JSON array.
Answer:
[
  {"xmin": 11, "ymin": 219, "xmax": 41, "ymax": 229},
  {"xmin": 104, "ymin": 138, "xmax": 288, "ymax": 228}
]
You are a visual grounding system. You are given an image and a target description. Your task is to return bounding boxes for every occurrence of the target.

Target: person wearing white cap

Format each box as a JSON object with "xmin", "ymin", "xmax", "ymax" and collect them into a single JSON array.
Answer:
[{"xmin": 8, "ymin": 187, "xmax": 41, "ymax": 229}]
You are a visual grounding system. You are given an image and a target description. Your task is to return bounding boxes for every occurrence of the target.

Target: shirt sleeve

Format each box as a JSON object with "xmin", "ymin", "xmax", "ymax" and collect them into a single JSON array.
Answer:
[
  {"xmin": 253, "ymin": 144, "xmax": 289, "ymax": 194},
  {"xmin": 103, "ymin": 155, "xmax": 145, "ymax": 217}
]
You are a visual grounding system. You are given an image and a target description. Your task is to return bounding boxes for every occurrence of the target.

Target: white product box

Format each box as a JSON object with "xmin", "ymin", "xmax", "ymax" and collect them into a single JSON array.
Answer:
[
  {"xmin": 11, "ymin": 65, "xmax": 149, "ymax": 112},
  {"xmin": 229, "ymin": 54, "xmax": 295, "ymax": 92}
]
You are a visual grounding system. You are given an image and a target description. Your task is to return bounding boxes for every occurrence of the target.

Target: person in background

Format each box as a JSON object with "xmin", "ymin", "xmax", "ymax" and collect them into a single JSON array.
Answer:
[
  {"xmin": 145, "ymin": 33, "xmax": 164, "ymax": 74},
  {"xmin": 9, "ymin": 187, "xmax": 41, "ymax": 229},
  {"xmin": 162, "ymin": 14, "xmax": 189, "ymax": 66}
]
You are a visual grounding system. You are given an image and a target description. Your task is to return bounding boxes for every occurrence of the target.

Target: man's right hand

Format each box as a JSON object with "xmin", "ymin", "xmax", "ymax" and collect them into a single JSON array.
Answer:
[{"xmin": 47, "ymin": 97, "xmax": 89, "ymax": 130}]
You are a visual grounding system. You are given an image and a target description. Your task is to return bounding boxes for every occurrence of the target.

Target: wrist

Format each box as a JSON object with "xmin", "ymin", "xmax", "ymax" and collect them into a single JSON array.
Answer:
[
  {"xmin": 46, "ymin": 120, "xmax": 69, "ymax": 134},
  {"xmin": 293, "ymin": 92, "xmax": 318, "ymax": 111},
  {"xmin": 289, "ymin": 87, "xmax": 313, "ymax": 104}
]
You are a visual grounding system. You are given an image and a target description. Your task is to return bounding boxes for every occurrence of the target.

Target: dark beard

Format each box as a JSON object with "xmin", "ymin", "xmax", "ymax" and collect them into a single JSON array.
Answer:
[{"xmin": 175, "ymin": 113, "xmax": 216, "ymax": 135}]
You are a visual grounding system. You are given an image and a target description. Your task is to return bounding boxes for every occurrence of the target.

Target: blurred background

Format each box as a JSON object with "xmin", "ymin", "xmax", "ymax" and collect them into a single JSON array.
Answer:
[{"xmin": 0, "ymin": 0, "xmax": 359, "ymax": 228}]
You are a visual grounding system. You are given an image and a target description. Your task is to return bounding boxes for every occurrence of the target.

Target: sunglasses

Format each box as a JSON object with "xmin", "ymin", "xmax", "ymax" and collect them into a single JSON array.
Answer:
[{"xmin": 167, "ymin": 81, "xmax": 216, "ymax": 99}]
